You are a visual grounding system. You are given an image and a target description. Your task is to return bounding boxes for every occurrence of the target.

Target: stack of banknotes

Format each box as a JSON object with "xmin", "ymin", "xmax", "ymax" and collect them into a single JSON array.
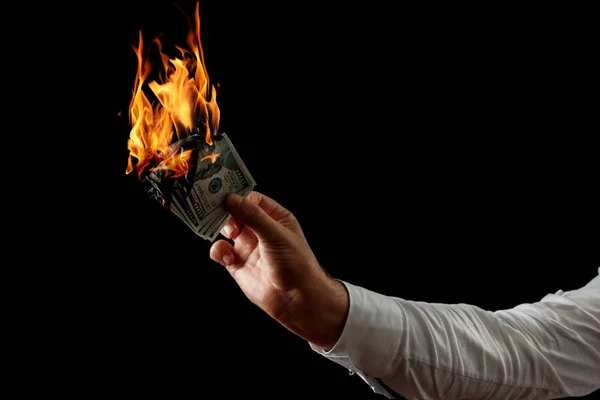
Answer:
[{"xmin": 143, "ymin": 132, "xmax": 256, "ymax": 241}]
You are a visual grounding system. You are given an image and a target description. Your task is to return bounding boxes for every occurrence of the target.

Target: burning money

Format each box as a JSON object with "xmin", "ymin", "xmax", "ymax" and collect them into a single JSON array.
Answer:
[{"xmin": 124, "ymin": 2, "xmax": 256, "ymax": 241}]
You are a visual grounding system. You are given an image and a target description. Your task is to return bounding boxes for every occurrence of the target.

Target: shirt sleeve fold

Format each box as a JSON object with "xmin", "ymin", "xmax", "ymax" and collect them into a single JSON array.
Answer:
[{"xmin": 311, "ymin": 268, "xmax": 600, "ymax": 399}]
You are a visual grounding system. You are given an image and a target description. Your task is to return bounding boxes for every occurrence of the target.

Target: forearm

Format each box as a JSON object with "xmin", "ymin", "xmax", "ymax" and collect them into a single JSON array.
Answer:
[
  {"xmin": 313, "ymin": 281, "xmax": 600, "ymax": 399},
  {"xmin": 379, "ymin": 299, "xmax": 563, "ymax": 399}
]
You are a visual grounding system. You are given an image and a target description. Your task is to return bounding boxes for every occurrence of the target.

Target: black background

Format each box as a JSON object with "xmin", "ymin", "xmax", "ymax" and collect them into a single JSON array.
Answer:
[{"xmin": 13, "ymin": 1, "xmax": 599, "ymax": 398}]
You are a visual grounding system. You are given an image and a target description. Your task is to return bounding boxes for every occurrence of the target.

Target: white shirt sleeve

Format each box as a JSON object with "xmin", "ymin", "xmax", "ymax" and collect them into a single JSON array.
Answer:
[{"xmin": 311, "ymin": 267, "xmax": 600, "ymax": 399}]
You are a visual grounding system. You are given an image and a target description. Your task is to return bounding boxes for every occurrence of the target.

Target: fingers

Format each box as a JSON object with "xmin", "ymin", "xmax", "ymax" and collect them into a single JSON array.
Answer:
[
  {"xmin": 210, "ymin": 239, "xmax": 236, "ymax": 267},
  {"xmin": 224, "ymin": 191, "xmax": 287, "ymax": 241},
  {"xmin": 218, "ymin": 212, "xmax": 260, "ymax": 263},
  {"xmin": 220, "ymin": 216, "xmax": 242, "ymax": 240},
  {"xmin": 242, "ymin": 191, "xmax": 294, "ymax": 223}
]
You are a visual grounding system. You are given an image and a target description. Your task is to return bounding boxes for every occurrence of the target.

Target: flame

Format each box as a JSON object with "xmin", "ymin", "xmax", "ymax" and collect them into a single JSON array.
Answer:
[
  {"xmin": 200, "ymin": 152, "xmax": 221, "ymax": 164},
  {"xmin": 125, "ymin": 2, "xmax": 220, "ymax": 179}
]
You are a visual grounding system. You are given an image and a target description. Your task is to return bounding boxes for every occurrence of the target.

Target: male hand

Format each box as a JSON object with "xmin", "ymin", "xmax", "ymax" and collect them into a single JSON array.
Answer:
[{"xmin": 210, "ymin": 191, "xmax": 349, "ymax": 349}]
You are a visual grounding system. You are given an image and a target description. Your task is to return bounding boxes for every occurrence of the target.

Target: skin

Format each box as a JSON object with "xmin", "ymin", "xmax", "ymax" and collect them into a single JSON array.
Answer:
[{"xmin": 210, "ymin": 191, "xmax": 349, "ymax": 350}]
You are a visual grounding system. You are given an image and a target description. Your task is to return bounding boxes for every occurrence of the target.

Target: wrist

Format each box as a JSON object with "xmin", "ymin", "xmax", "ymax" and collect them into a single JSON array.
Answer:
[
  {"xmin": 283, "ymin": 276, "xmax": 349, "ymax": 350},
  {"xmin": 310, "ymin": 278, "xmax": 350, "ymax": 350}
]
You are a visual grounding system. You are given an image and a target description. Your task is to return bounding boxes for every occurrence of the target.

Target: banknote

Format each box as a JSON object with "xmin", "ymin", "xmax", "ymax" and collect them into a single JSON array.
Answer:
[
  {"xmin": 199, "ymin": 184, "xmax": 253, "ymax": 241},
  {"xmin": 171, "ymin": 132, "xmax": 255, "ymax": 240},
  {"xmin": 143, "ymin": 132, "xmax": 256, "ymax": 241}
]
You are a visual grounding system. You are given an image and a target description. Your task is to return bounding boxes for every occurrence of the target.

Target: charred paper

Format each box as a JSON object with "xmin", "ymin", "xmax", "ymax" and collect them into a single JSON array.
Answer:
[{"xmin": 142, "ymin": 132, "xmax": 256, "ymax": 241}]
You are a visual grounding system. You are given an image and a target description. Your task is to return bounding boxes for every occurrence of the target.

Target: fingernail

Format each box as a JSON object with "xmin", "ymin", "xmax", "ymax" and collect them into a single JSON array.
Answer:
[
  {"xmin": 223, "ymin": 224, "xmax": 233, "ymax": 236},
  {"xmin": 222, "ymin": 253, "xmax": 233, "ymax": 265}
]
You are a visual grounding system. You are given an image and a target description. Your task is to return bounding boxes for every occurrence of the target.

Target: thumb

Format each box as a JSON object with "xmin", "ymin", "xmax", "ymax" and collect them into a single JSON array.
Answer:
[{"xmin": 225, "ymin": 192, "xmax": 284, "ymax": 241}]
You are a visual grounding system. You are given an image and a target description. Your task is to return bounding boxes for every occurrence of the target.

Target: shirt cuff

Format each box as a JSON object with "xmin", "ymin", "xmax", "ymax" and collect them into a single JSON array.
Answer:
[{"xmin": 310, "ymin": 281, "xmax": 405, "ymax": 398}]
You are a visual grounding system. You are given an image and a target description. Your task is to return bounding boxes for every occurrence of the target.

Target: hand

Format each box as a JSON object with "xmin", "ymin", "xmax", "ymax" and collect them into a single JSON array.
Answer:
[{"xmin": 210, "ymin": 191, "xmax": 349, "ymax": 349}]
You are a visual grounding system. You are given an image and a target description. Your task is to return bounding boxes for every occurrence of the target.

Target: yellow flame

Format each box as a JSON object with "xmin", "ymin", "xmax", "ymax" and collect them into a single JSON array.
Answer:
[
  {"xmin": 126, "ymin": 2, "xmax": 220, "ymax": 179},
  {"xmin": 200, "ymin": 152, "xmax": 221, "ymax": 164}
]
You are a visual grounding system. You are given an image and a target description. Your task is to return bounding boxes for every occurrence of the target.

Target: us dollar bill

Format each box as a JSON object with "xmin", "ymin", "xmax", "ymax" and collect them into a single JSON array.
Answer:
[{"xmin": 145, "ymin": 132, "xmax": 256, "ymax": 241}]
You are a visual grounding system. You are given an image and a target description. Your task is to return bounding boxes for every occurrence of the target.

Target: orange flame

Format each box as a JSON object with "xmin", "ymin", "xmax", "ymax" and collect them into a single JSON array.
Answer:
[
  {"xmin": 125, "ymin": 2, "xmax": 220, "ymax": 179},
  {"xmin": 200, "ymin": 152, "xmax": 221, "ymax": 164}
]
